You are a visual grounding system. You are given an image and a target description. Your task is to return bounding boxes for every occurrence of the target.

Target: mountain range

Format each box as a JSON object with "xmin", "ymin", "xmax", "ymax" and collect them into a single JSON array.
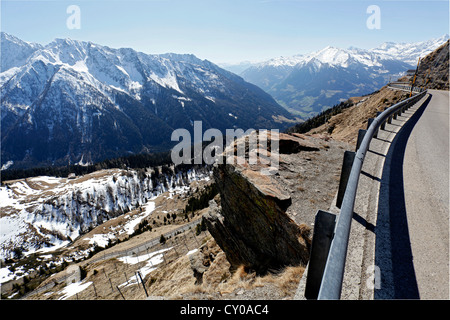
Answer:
[
  {"xmin": 2, "ymin": 33, "xmax": 447, "ymax": 170},
  {"xmin": 0, "ymin": 32, "xmax": 293, "ymax": 170},
  {"xmin": 225, "ymin": 34, "xmax": 449, "ymax": 117}
]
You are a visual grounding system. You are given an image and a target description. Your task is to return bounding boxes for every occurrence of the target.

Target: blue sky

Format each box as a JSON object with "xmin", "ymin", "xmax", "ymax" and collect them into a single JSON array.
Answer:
[{"xmin": 1, "ymin": 0, "xmax": 448, "ymax": 63}]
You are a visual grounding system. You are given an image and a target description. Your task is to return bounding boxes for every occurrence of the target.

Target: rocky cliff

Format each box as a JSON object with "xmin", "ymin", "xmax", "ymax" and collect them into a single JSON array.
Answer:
[{"xmin": 203, "ymin": 132, "xmax": 323, "ymax": 274}]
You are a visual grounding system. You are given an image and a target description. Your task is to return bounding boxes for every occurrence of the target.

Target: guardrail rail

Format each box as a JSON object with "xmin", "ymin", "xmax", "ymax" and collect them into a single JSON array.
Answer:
[{"xmin": 387, "ymin": 82, "xmax": 424, "ymax": 94}]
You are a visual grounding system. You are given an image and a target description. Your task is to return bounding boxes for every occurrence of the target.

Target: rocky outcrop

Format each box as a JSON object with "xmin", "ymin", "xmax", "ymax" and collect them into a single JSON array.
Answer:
[
  {"xmin": 189, "ymin": 239, "xmax": 226, "ymax": 285},
  {"xmin": 203, "ymin": 132, "xmax": 313, "ymax": 274}
]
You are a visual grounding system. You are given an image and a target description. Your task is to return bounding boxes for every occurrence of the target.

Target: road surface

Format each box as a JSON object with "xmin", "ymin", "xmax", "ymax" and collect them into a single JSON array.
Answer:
[
  {"xmin": 402, "ymin": 89, "xmax": 449, "ymax": 299},
  {"xmin": 374, "ymin": 90, "xmax": 449, "ymax": 299}
]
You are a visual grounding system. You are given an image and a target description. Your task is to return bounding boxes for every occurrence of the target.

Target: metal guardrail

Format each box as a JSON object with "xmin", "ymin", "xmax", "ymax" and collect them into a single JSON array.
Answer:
[
  {"xmin": 307, "ymin": 89, "xmax": 427, "ymax": 300},
  {"xmin": 387, "ymin": 82, "xmax": 425, "ymax": 93}
]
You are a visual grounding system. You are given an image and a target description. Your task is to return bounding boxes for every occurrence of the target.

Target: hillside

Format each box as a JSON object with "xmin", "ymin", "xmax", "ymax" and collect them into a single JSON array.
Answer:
[
  {"xmin": 303, "ymin": 86, "xmax": 411, "ymax": 145},
  {"xmin": 416, "ymin": 40, "xmax": 449, "ymax": 90},
  {"xmin": 0, "ymin": 165, "xmax": 211, "ymax": 261},
  {"xmin": 11, "ymin": 131, "xmax": 350, "ymax": 301},
  {"xmin": 0, "ymin": 165, "xmax": 215, "ymax": 298}
]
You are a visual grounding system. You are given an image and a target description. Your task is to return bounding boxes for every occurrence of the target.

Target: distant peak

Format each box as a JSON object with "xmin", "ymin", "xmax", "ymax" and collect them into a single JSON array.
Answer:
[
  {"xmin": 257, "ymin": 55, "xmax": 304, "ymax": 67},
  {"xmin": 1, "ymin": 31, "xmax": 40, "ymax": 47},
  {"xmin": 52, "ymin": 37, "xmax": 87, "ymax": 47},
  {"xmin": 1, "ymin": 31, "xmax": 17, "ymax": 40}
]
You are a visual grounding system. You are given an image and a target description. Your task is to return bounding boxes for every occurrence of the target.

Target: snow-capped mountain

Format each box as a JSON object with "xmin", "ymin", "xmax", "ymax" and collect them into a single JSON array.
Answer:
[
  {"xmin": 1, "ymin": 33, "xmax": 293, "ymax": 169},
  {"xmin": 238, "ymin": 35, "xmax": 448, "ymax": 118},
  {"xmin": 241, "ymin": 46, "xmax": 411, "ymax": 117},
  {"xmin": 297, "ymin": 45, "xmax": 398, "ymax": 68},
  {"xmin": 0, "ymin": 33, "xmax": 42, "ymax": 72},
  {"xmin": 238, "ymin": 55, "xmax": 304, "ymax": 92},
  {"xmin": 372, "ymin": 34, "xmax": 449, "ymax": 65},
  {"xmin": 257, "ymin": 55, "xmax": 305, "ymax": 68}
]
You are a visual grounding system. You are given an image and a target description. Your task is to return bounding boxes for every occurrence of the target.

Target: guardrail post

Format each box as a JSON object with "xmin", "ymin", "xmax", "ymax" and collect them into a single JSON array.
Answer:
[
  {"xmin": 355, "ymin": 129, "xmax": 366, "ymax": 152},
  {"xmin": 367, "ymin": 118, "xmax": 378, "ymax": 138},
  {"xmin": 377, "ymin": 112, "xmax": 385, "ymax": 130},
  {"xmin": 304, "ymin": 210, "xmax": 337, "ymax": 299},
  {"xmin": 336, "ymin": 150, "xmax": 356, "ymax": 208}
]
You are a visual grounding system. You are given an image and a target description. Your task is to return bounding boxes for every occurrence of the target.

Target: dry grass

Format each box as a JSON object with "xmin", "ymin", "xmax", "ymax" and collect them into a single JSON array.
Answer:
[
  {"xmin": 309, "ymin": 85, "xmax": 410, "ymax": 146},
  {"xmin": 139, "ymin": 238, "xmax": 306, "ymax": 300},
  {"xmin": 145, "ymin": 254, "xmax": 198, "ymax": 299},
  {"xmin": 215, "ymin": 264, "xmax": 305, "ymax": 296},
  {"xmin": 28, "ymin": 213, "xmax": 307, "ymax": 300}
]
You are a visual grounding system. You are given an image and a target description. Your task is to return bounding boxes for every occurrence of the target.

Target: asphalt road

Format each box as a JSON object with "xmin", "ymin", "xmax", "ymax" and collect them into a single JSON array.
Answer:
[
  {"xmin": 402, "ymin": 89, "xmax": 449, "ymax": 299},
  {"xmin": 374, "ymin": 90, "xmax": 449, "ymax": 299}
]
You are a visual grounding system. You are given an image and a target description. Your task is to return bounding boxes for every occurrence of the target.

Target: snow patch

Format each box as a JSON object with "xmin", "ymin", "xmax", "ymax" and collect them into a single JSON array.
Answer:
[
  {"xmin": 118, "ymin": 247, "xmax": 171, "ymax": 266},
  {"xmin": 117, "ymin": 247, "xmax": 171, "ymax": 288},
  {"xmin": 123, "ymin": 201, "xmax": 156, "ymax": 235},
  {"xmin": 58, "ymin": 281, "xmax": 92, "ymax": 300},
  {"xmin": 186, "ymin": 248, "xmax": 198, "ymax": 256},
  {"xmin": 149, "ymin": 72, "xmax": 183, "ymax": 94},
  {"xmin": 83, "ymin": 234, "xmax": 114, "ymax": 248}
]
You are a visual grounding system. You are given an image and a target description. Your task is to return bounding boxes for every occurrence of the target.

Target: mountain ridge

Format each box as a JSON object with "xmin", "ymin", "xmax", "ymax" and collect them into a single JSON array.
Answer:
[
  {"xmin": 1, "ymin": 32, "xmax": 293, "ymax": 170},
  {"xmin": 230, "ymin": 35, "xmax": 448, "ymax": 117}
]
